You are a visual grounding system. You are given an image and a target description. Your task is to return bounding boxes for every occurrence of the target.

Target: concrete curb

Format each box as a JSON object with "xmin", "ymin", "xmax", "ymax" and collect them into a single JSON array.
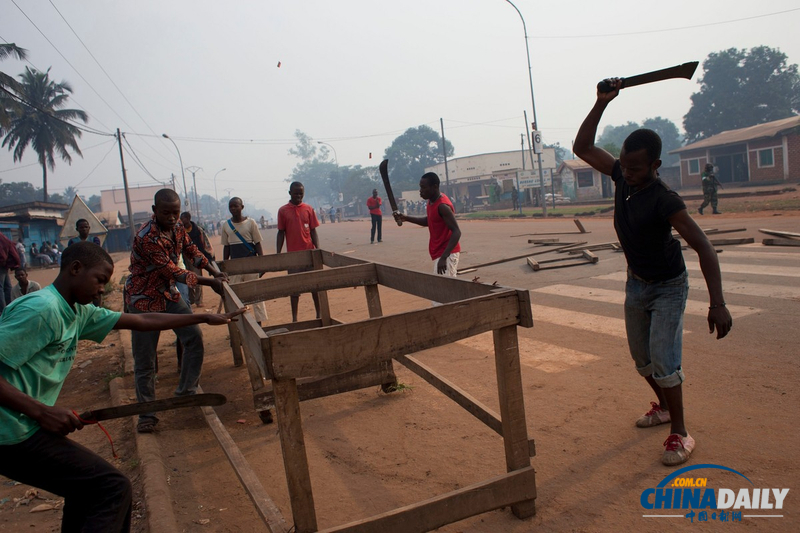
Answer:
[{"xmin": 115, "ymin": 331, "xmax": 180, "ymax": 533}]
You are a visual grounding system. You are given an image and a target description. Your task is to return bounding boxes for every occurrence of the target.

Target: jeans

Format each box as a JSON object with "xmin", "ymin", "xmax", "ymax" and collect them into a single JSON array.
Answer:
[
  {"xmin": 0, "ymin": 429, "xmax": 132, "ymax": 532},
  {"xmin": 130, "ymin": 298, "xmax": 204, "ymax": 421},
  {"xmin": 625, "ymin": 269, "xmax": 689, "ymax": 388},
  {"xmin": 370, "ymin": 214, "xmax": 382, "ymax": 242}
]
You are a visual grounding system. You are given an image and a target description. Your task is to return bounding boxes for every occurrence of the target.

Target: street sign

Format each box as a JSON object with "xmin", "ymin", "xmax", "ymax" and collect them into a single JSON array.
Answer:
[
  {"xmin": 533, "ymin": 130, "xmax": 543, "ymax": 154},
  {"xmin": 517, "ymin": 168, "xmax": 551, "ymax": 189}
]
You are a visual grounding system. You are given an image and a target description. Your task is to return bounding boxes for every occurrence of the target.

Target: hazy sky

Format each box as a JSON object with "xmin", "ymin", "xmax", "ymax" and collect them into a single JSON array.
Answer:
[{"xmin": 1, "ymin": 0, "xmax": 799, "ymax": 217}]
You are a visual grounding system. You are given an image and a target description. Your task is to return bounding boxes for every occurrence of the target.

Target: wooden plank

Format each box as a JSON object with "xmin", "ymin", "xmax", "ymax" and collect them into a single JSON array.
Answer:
[
  {"xmin": 514, "ymin": 288, "xmax": 534, "ymax": 328},
  {"xmin": 267, "ymin": 291, "xmax": 522, "ymax": 379},
  {"xmin": 318, "ymin": 467, "xmax": 537, "ymax": 533},
  {"xmin": 222, "ymin": 283, "xmax": 245, "ymax": 366},
  {"xmin": 273, "ymin": 378, "xmax": 317, "ymax": 533},
  {"xmin": 707, "ymin": 237, "xmax": 755, "ymax": 246},
  {"xmin": 364, "ymin": 283, "xmax": 398, "ymax": 390},
  {"xmin": 396, "ymin": 354, "xmax": 503, "ymax": 435},
  {"xmin": 526, "ymin": 238, "xmax": 559, "ymax": 244},
  {"xmin": 253, "ymin": 363, "xmax": 396, "ymax": 409},
  {"xmin": 218, "ymin": 250, "xmax": 315, "ymax": 275},
  {"xmin": 198, "ymin": 389, "xmax": 290, "ymax": 533},
  {"xmin": 320, "ymin": 250, "xmax": 370, "ymax": 268},
  {"xmin": 231, "ymin": 264, "xmax": 378, "ymax": 305},
  {"xmin": 375, "ymin": 263, "xmax": 495, "ymax": 303},
  {"xmin": 456, "ymin": 242, "xmax": 586, "ymax": 273},
  {"xmin": 493, "ymin": 326, "xmax": 536, "ymax": 518},
  {"xmin": 311, "ymin": 250, "xmax": 333, "ymax": 326},
  {"xmin": 758, "ymin": 228, "xmax": 800, "ymax": 240},
  {"xmin": 573, "ymin": 218, "xmax": 588, "ymax": 233},
  {"xmin": 763, "ymin": 238, "xmax": 800, "ymax": 247}
]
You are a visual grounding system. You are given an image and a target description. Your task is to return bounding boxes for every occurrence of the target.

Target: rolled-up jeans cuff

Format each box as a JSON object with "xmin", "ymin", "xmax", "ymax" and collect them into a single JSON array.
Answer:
[
  {"xmin": 653, "ymin": 368, "xmax": 685, "ymax": 389},
  {"xmin": 635, "ymin": 363, "xmax": 654, "ymax": 377}
]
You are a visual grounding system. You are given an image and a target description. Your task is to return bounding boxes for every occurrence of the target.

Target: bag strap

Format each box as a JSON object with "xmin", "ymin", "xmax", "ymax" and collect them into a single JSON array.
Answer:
[{"xmin": 227, "ymin": 220, "xmax": 256, "ymax": 255}]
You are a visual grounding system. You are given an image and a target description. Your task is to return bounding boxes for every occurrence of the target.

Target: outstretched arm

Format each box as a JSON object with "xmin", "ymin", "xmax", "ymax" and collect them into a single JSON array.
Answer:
[
  {"xmin": 573, "ymin": 78, "xmax": 621, "ymax": 176},
  {"xmin": 669, "ymin": 209, "xmax": 732, "ymax": 339},
  {"xmin": 395, "ymin": 212, "xmax": 428, "ymax": 227},
  {"xmin": 114, "ymin": 307, "xmax": 247, "ymax": 331}
]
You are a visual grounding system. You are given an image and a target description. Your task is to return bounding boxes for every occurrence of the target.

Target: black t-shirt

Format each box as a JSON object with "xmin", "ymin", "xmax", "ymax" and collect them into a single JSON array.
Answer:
[{"xmin": 612, "ymin": 160, "xmax": 686, "ymax": 281}]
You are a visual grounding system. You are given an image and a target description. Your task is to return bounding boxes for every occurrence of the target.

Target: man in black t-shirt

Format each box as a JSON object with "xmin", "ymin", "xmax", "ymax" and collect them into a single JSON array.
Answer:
[{"xmin": 574, "ymin": 77, "xmax": 732, "ymax": 467}]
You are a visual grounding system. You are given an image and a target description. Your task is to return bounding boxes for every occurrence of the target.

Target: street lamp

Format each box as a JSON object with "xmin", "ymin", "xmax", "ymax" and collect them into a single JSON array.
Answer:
[
  {"xmin": 162, "ymin": 134, "xmax": 190, "ymax": 212},
  {"xmin": 185, "ymin": 166, "xmax": 203, "ymax": 220},
  {"xmin": 317, "ymin": 141, "xmax": 343, "ymax": 202},
  {"xmin": 505, "ymin": 0, "xmax": 547, "ymax": 217},
  {"xmin": 213, "ymin": 168, "xmax": 227, "ymax": 219}
]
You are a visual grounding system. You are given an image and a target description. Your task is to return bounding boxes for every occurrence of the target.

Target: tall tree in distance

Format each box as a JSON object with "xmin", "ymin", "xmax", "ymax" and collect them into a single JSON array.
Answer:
[
  {"xmin": 0, "ymin": 43, "xmax": 28, "ymax": 129},
  {"xmin": 383, "ymin": 125, "xmax": 454, "ymax": 192},
  {"xmin": 641, "ymin": 117, "xmax": 682, "ymax": 166},
  {"xmin": 683, "ymin": 46, "xmax": 800, "ymax": 143},
  {"xmin": 1, "ymin": 67, "xmax": 88, "ymax": 202}
]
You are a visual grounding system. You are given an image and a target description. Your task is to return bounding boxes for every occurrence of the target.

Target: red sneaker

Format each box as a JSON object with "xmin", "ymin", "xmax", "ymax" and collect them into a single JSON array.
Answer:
[
  {"xmin": 636, "ymin": 401, "xmax": 671, "ymax": 428},
  {"xmin": 662, "ymin": 433, "xmax": 695, "ymax": 466}
]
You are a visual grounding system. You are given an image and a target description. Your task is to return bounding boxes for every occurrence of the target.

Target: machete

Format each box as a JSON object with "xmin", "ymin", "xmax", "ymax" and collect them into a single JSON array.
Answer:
[
  {"xmin": 597, "ymin": 61, "xmax": 698, "ymax": 93},
  {"xmin": 77, "ymin": 393, "xmax": 227, "ymax": 422},
  {"xmin": 379, "ymin": 159, "xmax": 403, "ymax": 226}
]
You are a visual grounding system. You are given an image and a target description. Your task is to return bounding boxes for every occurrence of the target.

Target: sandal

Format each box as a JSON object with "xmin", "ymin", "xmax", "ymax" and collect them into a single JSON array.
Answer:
[{"xmin": 137, "ymin": 419, "xmax": 157, "ymax": 434}]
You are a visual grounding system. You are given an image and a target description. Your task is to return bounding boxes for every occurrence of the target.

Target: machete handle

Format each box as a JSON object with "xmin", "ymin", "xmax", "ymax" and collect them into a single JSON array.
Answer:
[
  {"xmin": 597, "ymin": 78, "xmax": 626, "ymax": 93},
  {"xmin": 392, "ymin": 211, "xmax": 403, "ymax": 226}
]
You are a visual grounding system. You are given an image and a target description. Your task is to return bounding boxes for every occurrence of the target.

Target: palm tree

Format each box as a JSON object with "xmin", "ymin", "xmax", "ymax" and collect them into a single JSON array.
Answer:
[
  {"xmin": 1, "ymin": 67, "xmax": 87, "ymax": 202},
  {"xmin": 0, "ymin": 43, "xmax": 28, "ymax": 129}
]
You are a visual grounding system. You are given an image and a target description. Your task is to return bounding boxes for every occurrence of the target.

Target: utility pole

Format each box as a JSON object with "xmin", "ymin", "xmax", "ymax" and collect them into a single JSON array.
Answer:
[
  {"xmin": 116, "ymin": 129, "xmax": 136, "ymax": 247},
  {"xmin": 439, "ymin": 118, "xmax": 451, "ymax": 198},
  {"xmin": 185, "ymin": 166, "xmax": 202, "ymax": 220}
]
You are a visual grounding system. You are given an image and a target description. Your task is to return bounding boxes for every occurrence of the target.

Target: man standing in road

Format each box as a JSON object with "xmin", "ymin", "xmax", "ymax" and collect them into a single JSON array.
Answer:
[
  {"xmin": 573, "ymin": 77, "xmax": 732, "ymax": 467},
  {"xmin": 698, "ymin": 163, "xmax": 722, "ymax": 215},
  {"xmin": 394, "ymin": 172, "xmax": 461, "ymax": 277},
  {"xmin": 367, "ymin": 188, "xmax": 383, "ymax": 244}
]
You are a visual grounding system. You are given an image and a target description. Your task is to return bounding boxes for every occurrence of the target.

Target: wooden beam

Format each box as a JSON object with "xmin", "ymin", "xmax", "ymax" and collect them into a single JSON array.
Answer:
[
  {"xmin": 320, "ymin": 250, "xmax": 370, "ymax": 268},
  {"xmin": 198, "ymin": 388, "xmax": 290, "ymax": 533},
  {"xmin": 493, "ymin": 326, "xmax": 536, "ymax": 518},
  {"xmin": 396, "ymin": 354, "xmax": 503, "ymax": 436},
  {"xmin": 375, "ymin": 263, "xmax": 495, "ymax": 303},
  {"xmin": 231, "ymin": 264, "xmax": 378, "ymax": 305},
  {"xmin": 311, "ymin": 250, "xmax": 333, "ymax": 326},
  {"xmin": 267, "ymin": 291, "xmax": 522, "ymax": 379},
  {"xmin": 758, "ymin": 228, "xmax": 800, "ymax": 240},
  {"xmin": 273, "ymin": 378, "xmax": 317, "ymax": 533},
  {"xmin": 573, "ymin": 218, "xmax": 588, "ymax": 233},
  {"xmin": 218, "ymin": 250, "xmax": 315, "ymax": 275},
  {"xmin": 707, "ymin": 237, "xmax": 755, "ymax": 246},
  {"xmin": 457, "ymin": 242, "xmax": 586, "ymax": 273},
  {"xmin": 763, "ymin": 238, "xmax": 800, "ymax": 247},
  {"xmin": 317, "ymin": 467, "xmax": 537, "ymax": 533}
]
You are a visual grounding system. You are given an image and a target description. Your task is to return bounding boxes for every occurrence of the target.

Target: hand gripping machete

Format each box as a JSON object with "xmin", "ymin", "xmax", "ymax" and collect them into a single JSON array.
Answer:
[
  {"xmin": 379, "ymin": 159, "xmax": 403, "ymax": 226},
  {"xmin": 78, "ymin": 393, "xmax": 227, "ymax": 422},
  {"xmin": 597, "ymin": 61, "xmax": 698, "ymax": 93}
]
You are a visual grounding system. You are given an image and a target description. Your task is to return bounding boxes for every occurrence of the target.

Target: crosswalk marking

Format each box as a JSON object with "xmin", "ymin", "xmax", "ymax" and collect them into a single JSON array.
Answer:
[
  {"xmin": 530, "ymin": 304, "xmax": 628, "ymax": 339},
  {"xmin": 531, "ymin": 284, "xmax": 760, "ymax": 318},
  {"xmin": 456, "ymin": 333, "xmax": 600, "ymax": 373},
  {"xmin": 686, "ymin": 261, "xmax": 800, "ymax": 278},
  {"xmin": 712, "ymin": 249, "xmax": 800, "ymax": 260}
]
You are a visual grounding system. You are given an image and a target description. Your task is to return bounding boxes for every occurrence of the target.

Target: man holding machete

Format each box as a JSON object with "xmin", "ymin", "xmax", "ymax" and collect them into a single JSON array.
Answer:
[
  {"xmin": 574, "ymin": 77, "xmax": 732, "ymax": 467},
  {"xmin": 0, "ymin": 241, "xmax": 245, "ymax": 532},
  {"xmin": 394, "ymin": 172, "xmax": 462, "ymax": 277}
]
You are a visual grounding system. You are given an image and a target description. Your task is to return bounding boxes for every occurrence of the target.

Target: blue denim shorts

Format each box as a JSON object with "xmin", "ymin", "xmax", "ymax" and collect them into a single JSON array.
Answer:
[{"xmin": 624, "ymin": 269, "xmax": 689, "ymax": 388}]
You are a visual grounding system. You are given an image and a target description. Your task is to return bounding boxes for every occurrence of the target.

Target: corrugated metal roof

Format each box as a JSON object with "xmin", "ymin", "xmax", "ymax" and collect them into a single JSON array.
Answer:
[{"xmin": 671, "ymin": 115, "xmax": 800, "ymax": 154}]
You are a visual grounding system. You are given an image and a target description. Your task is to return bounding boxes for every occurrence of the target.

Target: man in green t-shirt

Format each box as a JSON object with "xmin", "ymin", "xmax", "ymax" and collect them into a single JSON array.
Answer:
[{"xmin": 0, "ymin": 242, "xmax": 245, "ymax": 532}]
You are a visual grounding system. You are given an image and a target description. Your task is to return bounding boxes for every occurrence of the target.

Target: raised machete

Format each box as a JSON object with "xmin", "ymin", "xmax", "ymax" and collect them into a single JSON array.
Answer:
[
  {"xmin": 379, "ymin": 159, "xmax": 403, "ymax": 226},
  {"xmin": 597, "ymin": 61, "xmax": 699, "ymax": 93}
]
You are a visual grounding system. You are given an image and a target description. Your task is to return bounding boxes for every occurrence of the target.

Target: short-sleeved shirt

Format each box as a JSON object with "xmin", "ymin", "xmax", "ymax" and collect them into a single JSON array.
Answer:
[
  {"xmin": 367, "ymin": 196, "xmax": 382, "ymax": 216},
  {"xmin": 220, "ymin": 217, "xmax": 262, "ymax": 259},
  {"xmin": 67, "ymin": 236, "xmax": 102, "ymax": 247},
  {"xmin": 125, "ymin": 217, "xmax": 209, "ymax": 312},
  {"xmin": 277, "ymin": 202, "xmax": 319, "ymax": 252},
  {"xmin": 612, "ymin": 160, "xmax": 686, "ymax": 281},
  {"xmin": 0, "ymin": 285, "xmax": 121, "ymax": 445},
  {"xmin": 11, "ymin": 280, "xmax": 41, "ymax": 301},
  {"xmin": 426, "ymin": 193, "xmax": 461, "ymax": 260}
]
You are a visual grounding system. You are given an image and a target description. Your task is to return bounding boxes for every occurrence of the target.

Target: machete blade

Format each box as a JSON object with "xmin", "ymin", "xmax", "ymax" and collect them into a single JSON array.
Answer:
[
  {"xmin": 78, "ymin": 393, "xmax": 227, "ymax": 422},
  {"xmin": 597, "ymin": 61, "xmax": 699, "ymax": 93},
  {"xmin": 379, "ymin": 159, "xmax": 403, "ymax": 226}
]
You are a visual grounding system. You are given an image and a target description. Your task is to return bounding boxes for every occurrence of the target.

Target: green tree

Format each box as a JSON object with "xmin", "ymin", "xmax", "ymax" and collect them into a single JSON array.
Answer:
[
  {"xmin": 0, "ymin": 43, "xmax": 28, "ymax": 130},
  {"xmin": 0, "ymin": 180, "xmax": 39, "ymax": 207},
  {"xmin": 544, "ymin": 142, "xmax": 570, "ymax": 167},
  {"xmin": 641, "ymin": 117, "xmax": 682, "ymax": 166},
  {"xmin": 601, "ymin": 143, "xmax": 621, "ymax": 158},
  {"xmin": 1, "ymin": 67, "xmax": 88, "ymax": 202},
  {"xmin": 85, "ymin": 194, "xmax": 101, "ymax": 212},
  {"xmin": 683, "ymin": 46, "xmax": 800, "ymax": 143},
  {"xmin": 596, "ymin": 121, "xmax": 640, "ymax": 151},
  {"xmin": 383, "ymin": 125, "xmax": 454, "ymax": 192}
]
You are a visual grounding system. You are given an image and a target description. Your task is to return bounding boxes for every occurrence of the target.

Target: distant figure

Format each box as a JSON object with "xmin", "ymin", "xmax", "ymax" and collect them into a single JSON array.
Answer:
[
  {"xmin": 367, "ymin": 189, "xmax": 383, "ymax": 244},
  {"xmin": 259, "ymin": 215, "xmax": 266, "ymax": 229},
  {"xmin": 394, "ymin": 173, "xmax": 462, "ymax": 277},
  {"xmin": 67, "ymin": 219, "xmax": 102, "ymax": 247},
  {"xmin": 329, "ymin": 206, "xmax": 335, "ymax": 224},
  {"xmin": 0, "ymin": 232, "xmax": 21, "ymax": 314},
  {"xmin": 277, "ymin": 182, "xmax": 321, "ymax": 322},
  {"xmin": 512, "ymin": 187, "xmax": 519, "ymax": 210},
  {"xmin": 15, "ymin": 239, "xmax": 26, "ymax": 270},
  {"xmin": 10, "ymin": 267, "xmax": 41, "ymax": 301},
  {"xmin": 318, "ymin": 207, "xmax": 326, "ymax": 224},
  {"xmin": 698, "ymin": 163, "xmax": 722, "ymax": 215}
]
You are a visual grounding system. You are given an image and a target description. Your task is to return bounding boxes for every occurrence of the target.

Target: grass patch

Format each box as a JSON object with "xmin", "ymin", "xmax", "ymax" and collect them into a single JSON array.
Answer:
[
  {"xmin": 383, "ymin": 382, "xmax": 414, "ymax": 393},
  {"xmin": 103, "ymin": 370, "xmax": 125, "ymax": 388},
  {"xmin": 463, "ymin": 204, "xmax": 610, "ymax": 219}
]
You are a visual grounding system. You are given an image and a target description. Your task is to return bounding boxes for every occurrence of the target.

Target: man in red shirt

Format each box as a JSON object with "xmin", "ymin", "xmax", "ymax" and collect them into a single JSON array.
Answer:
[
  {"xmin": 395, "ymin": 172, "xmax": 462, "ymax": 277},
  {"xmin": 366, "ymin": 188, "xmax": 383, "ymax": 244},
  {"xmin": 0, "ymin": 232, "xmax": 21, "ymax": 315},
  {"xmin": 277, "ymin": 182, "xmax": 321, "ymax": 321},
  {"xmin": 124, "ymin": 189, "xmax": 229, "ymax": 433}
]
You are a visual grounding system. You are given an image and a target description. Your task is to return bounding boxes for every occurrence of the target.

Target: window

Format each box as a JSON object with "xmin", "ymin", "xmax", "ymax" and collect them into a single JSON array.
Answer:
[
  {"xmin": 576, "ymin": 170, "xmax": 594, "ymax": 188},
  {"xmin": 688, "ymin": 159, "xmax": 700, "ymax": 174},
  {"xmin": 758, "ymin": 148, "xmax": 774, "ymax": 168}
]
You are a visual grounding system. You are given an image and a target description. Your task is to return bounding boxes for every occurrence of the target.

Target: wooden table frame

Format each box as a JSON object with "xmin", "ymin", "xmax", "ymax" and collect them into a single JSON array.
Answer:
[{"xmin": 218, "ymin": 250, "xmax": 537, "ymax": 532}]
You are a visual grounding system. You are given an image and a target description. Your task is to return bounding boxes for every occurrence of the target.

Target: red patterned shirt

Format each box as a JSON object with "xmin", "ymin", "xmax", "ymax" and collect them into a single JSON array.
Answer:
[{"xmin": 124, "ymin": 217, "xmax": 209, "ymax": 312}]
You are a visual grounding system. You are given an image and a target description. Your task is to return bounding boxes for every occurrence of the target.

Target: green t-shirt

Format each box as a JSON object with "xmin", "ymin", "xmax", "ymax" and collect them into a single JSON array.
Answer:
[{"xmin": 0, "ymin": 285, "xmax": 121, "ymax": 445}]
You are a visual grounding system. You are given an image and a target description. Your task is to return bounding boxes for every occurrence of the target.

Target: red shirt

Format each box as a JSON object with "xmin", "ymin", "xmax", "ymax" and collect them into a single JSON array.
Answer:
[
  {"xmin": 124, "ymin": 218, "xmax": 209, "ymax": 311},
  {"xmin": 366, "ymin": 196, "xmax": 382, "ymax": 216},
  {"xmin": 426, "ymin": 193, "xmax": 461, "ymax": 260},
  {"xmin": 277, "ymin": 202, "xmax": 319, "ymax": 252},
  {"xmin": 0, "ymin": 234, "xmax": 20, "ymax": 270}
]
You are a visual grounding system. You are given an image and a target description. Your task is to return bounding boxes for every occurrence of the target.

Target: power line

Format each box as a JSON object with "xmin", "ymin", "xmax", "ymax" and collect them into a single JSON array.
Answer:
[
  {"xmin": 121, "ymin": 134, "xmax": 163, "ymax": 184},
  {"xmin": 0, "ymin": 139, "xmax": 115, "ymax": 173},
  {"xmin": 533, "ymin": 7, "xmax": 800, "ymax": 39},
  {"xmin": 70, "ymin": 139, "xmax": 117, "ymax": 189},
  {"xmin": 46, "ymin": 0, "xmax": 177, "ymax": 167}
]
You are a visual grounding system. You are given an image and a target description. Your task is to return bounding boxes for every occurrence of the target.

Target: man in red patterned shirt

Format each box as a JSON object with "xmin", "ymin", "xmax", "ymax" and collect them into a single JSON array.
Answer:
[{"xmin": 124, "ymin": 189, "xmax": 229, "ymax": 433}]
